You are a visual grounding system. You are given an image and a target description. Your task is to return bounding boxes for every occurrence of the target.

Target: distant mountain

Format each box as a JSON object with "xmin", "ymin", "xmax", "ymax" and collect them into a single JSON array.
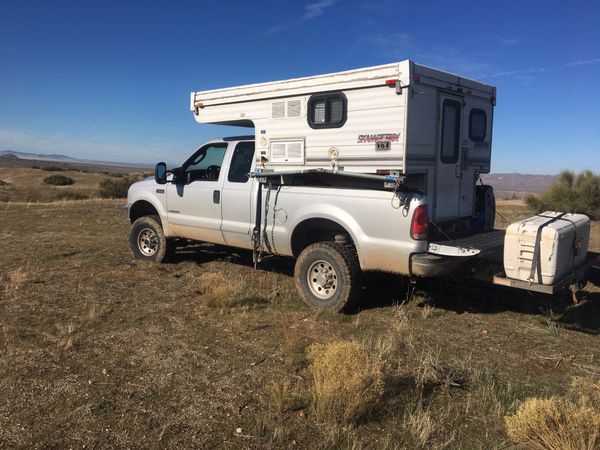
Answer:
[
  {"xmin": 0, "ymin": 150, "xmax": 89, "ymax": 163},
  {"xmin": 0, "ymin": 150, "xmax": 151, "ymax": 169},
  {"xmin": 481, "ymin": 173, "xmax": 558, "ymax": 198}
]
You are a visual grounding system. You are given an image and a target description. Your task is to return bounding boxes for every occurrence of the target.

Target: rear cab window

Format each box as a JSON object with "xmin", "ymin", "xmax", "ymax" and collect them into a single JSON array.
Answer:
[{"xmin": 227, "ymin": 142, "xmax": 255, "ymax": 183}]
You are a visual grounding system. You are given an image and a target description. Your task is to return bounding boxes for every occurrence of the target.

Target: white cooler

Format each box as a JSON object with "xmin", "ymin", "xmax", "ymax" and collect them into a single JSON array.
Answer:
[{"xmin": 504, "ymin": 211, "xmax": 590, "ymax": 285}]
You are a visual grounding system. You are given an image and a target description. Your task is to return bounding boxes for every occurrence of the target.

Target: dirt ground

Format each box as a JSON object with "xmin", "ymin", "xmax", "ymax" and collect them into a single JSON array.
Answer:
[{"xmin": 1, "ymin": 199, "xmax": 599, "ymax": 448}]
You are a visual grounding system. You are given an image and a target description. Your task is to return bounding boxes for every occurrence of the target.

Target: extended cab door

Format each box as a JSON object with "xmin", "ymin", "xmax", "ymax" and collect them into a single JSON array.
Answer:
[
  {"xmin": 165, "ymin": 142, "xmax": 227, "ymax": 244},
  {"xmin": 220, "ymin": 141, "xmax": 256, "ymax": 249}
]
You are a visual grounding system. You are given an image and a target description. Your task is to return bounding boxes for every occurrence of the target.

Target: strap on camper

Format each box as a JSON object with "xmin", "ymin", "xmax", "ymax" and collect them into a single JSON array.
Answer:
[
  {"xmin": 528, "ymin": 213, "xmax": 566, "ymax": 284},
  {"xmin": 252, "ymin": 182, "xmax": 263, "ymax": 268}
]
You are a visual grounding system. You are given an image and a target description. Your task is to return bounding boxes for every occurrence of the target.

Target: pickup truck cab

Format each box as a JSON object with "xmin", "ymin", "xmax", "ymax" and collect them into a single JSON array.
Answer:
[{"xmin": 126, "ymin": 136, "xmax": 432, "ymax": 311}]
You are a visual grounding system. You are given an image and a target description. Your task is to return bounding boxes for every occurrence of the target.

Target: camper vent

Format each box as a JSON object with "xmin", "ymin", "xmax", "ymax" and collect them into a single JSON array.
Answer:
[
  {"xmin": 287, "ymin": 100, "xmax": 301, "ymax": 118},
  {"xmin": 272, "ymin": 100, "xmax": 302, "ymax": 119},
  {"xmin": 269, "ymin": 139, "xmax": 305, "ymax": 164},
  {"xmin": 272, "ymin": 102, "xmax": 285, "ymax": 119}
]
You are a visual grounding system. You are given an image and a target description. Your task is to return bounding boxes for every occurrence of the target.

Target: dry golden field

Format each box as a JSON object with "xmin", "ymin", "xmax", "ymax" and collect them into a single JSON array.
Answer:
[{"xmin": 1, "ymin": 170, "xmax": 599, "ymax": 448}]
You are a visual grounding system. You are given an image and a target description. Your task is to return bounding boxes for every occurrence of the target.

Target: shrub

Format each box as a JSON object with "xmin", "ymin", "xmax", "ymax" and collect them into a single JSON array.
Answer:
[
  {"xmin": 98, "ymin": 177, "xmax": 136, "ymax": 198},
  {"xmin": 43, "ymin": 175, "xmax": 75, "ymax": 186},
  {"xmin": 0, "ymin": 179, "xmax": 9, "ymax": 186},
  {"xmin": 306, "ymin": 341, "xmax": 384, "ymax": 425},
  {"xmin": 41, "ymin": 166, "xmax": 65, "ymax": 172},
  {"xmin": 54, "ymin": 191, "xmax": 88, "ymax": 201},
  {"xmin": 526, "ymin": 170, "xmax": 600, "ymax": 219},
  {"xmin": 505, "ymin": 378, "xmax": 600, "ymax": 450}
]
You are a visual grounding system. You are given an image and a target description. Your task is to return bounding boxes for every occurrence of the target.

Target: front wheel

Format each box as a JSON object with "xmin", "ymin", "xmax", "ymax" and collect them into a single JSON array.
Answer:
[
  {"xmin": 294, "ymin": 242, "xmax": 362, "ymax": 312},
  {"xmin": 128, "ymin": 216, "xmax": 174, "ymax": 263}
]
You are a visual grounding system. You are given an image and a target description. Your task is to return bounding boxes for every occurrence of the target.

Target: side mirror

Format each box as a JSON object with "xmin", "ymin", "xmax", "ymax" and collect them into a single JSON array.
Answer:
[
  {"xmin": 155, "ymin": 162, "xmax": 167, "ymax": 185},
  {"xmin": 172, "ymin": 167, "xmax": 186, "ymax": 184}
]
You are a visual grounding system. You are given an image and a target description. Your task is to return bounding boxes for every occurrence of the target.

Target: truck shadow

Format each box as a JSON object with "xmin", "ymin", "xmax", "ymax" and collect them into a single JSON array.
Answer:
[
  {"xmin": 171, "ymin": 243, "xmax": 600, "ymax": 334},
  {"xmin": 414, "ymin": 276, "xmax": 600, "ymax": 335},
  {"xmin": 357, "ymin": 272, "xmax": 600, "ymax": 335},
  {"xmin": 170, "ymin": 242, "xmax": 295, "ymax": 275}
]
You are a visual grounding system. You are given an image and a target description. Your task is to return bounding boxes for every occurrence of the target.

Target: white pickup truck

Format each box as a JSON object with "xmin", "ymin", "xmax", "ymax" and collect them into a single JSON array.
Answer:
[{"xmin": 125, "ymin": 136, "xmax": 442, "ymax": 311}]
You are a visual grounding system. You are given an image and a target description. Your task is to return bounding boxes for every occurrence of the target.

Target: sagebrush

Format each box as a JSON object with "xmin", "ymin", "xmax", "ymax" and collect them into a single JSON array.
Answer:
[
  {"xmin": 98, "ymin": 177, "xmax": 137, "ymax": 198},
  {"xmin": 307, "ymin": 341, "xmax": 384, "ymax": 425},
  {"xmin": 43, "ymin": 175, "xmax": 75, "ymax": 186},
  {"xmin": 505, "ymin": 377, "xmax": 600, "ymax": 450},
  {"xmin": 526, "ymin": 170, "xmax": 600, "ymax": 219}
]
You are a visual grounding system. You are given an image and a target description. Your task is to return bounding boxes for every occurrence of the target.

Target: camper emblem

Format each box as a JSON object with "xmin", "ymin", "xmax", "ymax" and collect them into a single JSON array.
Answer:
[{"xmin": 357, "ymin": 133, "xmax": 400, "ymax": 143}]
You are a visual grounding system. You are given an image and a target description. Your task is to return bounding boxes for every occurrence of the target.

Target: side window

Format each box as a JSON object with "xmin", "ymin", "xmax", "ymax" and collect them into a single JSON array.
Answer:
[
  {"xmin": 227, "ymin": 142, "xmax": 255, "ymax": 183},
  {"xmin": 307, "ymin": 92, "xmax": 347, "ymax": 129},
  {"xmin": 440, "ymin": 99, "xmax": 461, "ymax": 164},
  {"xmin": 469, "ymin": 108, "xmax": 487, "ymax": 142},
  {"xmin": 184, "ymin": 144, "xmax": 227, "ymax": 182}
]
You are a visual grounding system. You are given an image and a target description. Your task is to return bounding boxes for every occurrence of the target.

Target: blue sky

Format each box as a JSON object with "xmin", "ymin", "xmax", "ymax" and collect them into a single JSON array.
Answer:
[{"xmin": 0, "ymin": 0, "xmax": 598, "ymax": 173}]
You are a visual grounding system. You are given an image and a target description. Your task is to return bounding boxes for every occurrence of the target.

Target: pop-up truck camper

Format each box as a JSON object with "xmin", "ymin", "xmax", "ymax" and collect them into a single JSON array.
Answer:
[
  {"xmin": 190, "ymin": 60, "xmax": 495, "ymax": 223},
  {"xmin": 125, "ymin": 60, "xmax": 598, "ymax": 310}
]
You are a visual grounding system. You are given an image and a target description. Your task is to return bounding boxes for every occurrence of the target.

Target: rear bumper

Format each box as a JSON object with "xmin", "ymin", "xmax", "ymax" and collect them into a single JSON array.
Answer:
[
  {"xmin": 409, "ymin": 252, "xmax": 471, "ymax": 278},
  {"xmin": 410, "ymin": 230, "xmax": 506, "ymax": 278}
]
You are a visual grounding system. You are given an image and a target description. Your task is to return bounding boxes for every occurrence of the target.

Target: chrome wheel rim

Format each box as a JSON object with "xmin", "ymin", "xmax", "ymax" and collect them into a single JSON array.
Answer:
[
  {"xmin": 307, "ymin": 260, "xmax": 338, "ymax": 300},
  {"xmin": 137, "ymin": 228, "xmax": 158, "ymax": 256}
]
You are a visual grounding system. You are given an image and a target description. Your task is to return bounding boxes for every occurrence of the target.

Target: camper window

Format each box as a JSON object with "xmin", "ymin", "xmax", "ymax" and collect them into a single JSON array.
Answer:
[
  {"xmin": 440, "ymin": 99, "xmax": 461, "ymax": 164},
  {"xmin": 307, "ymin": 92, "xmax": 347, "ymax": 129},
  {"xmin": 469, "ymin": 109, "xmax": 487, "ymax": 142}
]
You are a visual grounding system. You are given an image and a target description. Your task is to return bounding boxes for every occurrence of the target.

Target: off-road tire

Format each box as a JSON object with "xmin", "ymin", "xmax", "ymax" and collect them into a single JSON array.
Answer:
[
  {"xmin": 129, "ymin": 215, "xmax": 175, "ymax": 263},
  {"xmin": 294, "ymin": 242, "xmax": 361, "ymax": 312}
]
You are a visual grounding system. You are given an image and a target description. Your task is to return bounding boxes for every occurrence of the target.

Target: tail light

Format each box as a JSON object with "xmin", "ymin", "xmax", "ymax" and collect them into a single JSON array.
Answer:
[{"xmin": 410, "ymin": 205, "xmax": 429, "ymax": 240}]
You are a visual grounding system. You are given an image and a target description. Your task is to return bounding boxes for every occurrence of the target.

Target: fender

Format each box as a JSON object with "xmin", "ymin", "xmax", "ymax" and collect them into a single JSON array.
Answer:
[
  {"xmin": 128, "ymin": 191, "xmax": 174, "ymax": 236},
  {"xmin": 288, "ymin": 204, "xmax": 366, "ymax": 264}
]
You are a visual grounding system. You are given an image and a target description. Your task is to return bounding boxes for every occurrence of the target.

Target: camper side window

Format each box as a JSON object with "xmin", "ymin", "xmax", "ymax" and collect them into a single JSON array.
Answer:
[
  {"xmin": 307, "ymin": 92, "xmax": 347, "ymax": 129},
  {"xmin": 469, "ymin": 109, "xmax": 487, "ymax": 142},
  {"xmin": 440, "ymin": 99, "xmax": 461, "ymax": 164}
]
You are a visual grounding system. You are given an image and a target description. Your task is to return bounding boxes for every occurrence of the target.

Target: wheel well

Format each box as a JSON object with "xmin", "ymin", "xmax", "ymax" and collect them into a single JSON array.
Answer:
[
  {"xmin": 129, "ymin": 200, "xmax": 160, "ymax": 223},
  {"xmin": 291, "ymin": 218, "xmax": 354, "ymax": 257}
]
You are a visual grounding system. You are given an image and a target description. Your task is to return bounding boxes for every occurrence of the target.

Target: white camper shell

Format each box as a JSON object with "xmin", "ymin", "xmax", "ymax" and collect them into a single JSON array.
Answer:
[{"xmin": 190, "ymin": 60, "xmax": 495, "ymax": 222}]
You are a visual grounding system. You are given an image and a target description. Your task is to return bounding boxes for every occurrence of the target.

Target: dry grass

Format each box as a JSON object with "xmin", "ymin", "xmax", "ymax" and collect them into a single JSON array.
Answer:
[
  {"xmin": 413, "ymin": 346, "xmax": 455, "ymax": 390},
  {"xmin": 420, "ymin": 303, "xmax": 435, "ymax": 319},
  {"xmin": 56, "ymin": 323, "xmax": 77, "ymax": 350},
  {"xmin": 505, "ymin": 378, "xmax": 600, "ymax": 450},
  {"xmin": 403, "ymin": 404, "xmax": 454, "ymax": 449},
  {"xmin": 307, "ymin": 341, "xmax": 384, "ymax": 425},
  {"xmin": 281, "ymin": 322, "xmax": 308, "ymax": 368},
  {"xmin": 186, "ymin": 272, "xmax": 267, "ymax": 310},
  {"xmin": 268, "ymin": 379, "xmax": 305, "ymax": 415},
  {"xmin": 3, "ymin": 267, "xmax": 27, "ymax": 299},
  {"xmin": 1, "ymin": 197, "xmax": 600, "ymax": 447}
]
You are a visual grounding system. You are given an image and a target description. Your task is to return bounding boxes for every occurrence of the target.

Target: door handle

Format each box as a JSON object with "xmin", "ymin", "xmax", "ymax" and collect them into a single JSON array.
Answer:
[
  {"xmin": 455, "ymin": 165, "xmax": 462, "ymax": 179},
  {"xmin": 213, "ymin": 190, "xmax": 220, "ymax": 204}
]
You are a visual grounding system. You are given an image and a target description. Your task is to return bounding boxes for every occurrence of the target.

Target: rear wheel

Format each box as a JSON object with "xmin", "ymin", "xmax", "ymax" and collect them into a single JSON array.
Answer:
[
  {"xmin": 129, "ymin": 216, "xmax": 174, "ymax": 263},
  {"xmin": 294, "ymin": 242, "xmax": 361, "ymax": 312}
]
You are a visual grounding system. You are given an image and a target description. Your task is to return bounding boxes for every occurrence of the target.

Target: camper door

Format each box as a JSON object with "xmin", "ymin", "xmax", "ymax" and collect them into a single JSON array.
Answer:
[{"xmin": 434, "ymin": 94, "xmax": 464, "ymax": 220}]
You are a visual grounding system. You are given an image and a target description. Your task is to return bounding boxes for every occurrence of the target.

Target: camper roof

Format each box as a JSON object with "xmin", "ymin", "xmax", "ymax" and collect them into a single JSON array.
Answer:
[{"xmin": 190, "ymin": 60, "xmax": 495, "ymax": 110}]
